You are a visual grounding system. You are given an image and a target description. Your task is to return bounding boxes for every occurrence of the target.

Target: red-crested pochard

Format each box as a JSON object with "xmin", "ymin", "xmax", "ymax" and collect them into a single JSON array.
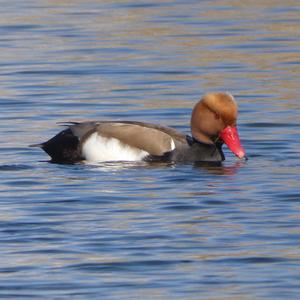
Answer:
[{"xmin": 31, "ymin": 92, "xmax": 246, "ymax": 163}]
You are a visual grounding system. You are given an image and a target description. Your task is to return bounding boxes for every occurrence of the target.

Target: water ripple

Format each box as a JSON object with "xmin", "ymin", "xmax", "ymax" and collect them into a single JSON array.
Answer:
[{"xmin": 1, "ymin": 0, "xmax": 300, "ymax": 299}]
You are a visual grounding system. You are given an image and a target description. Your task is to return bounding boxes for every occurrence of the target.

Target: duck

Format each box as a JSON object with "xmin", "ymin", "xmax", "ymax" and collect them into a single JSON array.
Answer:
[{"xmin": 31, "ymin": 92, "xmax": 246, "ymax": 164}]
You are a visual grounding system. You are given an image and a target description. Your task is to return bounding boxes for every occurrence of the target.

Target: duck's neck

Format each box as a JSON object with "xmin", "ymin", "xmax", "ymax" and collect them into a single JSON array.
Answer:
[{"xmin": 192, "ymin": 131, "xmax": 215, "ymax": 145}]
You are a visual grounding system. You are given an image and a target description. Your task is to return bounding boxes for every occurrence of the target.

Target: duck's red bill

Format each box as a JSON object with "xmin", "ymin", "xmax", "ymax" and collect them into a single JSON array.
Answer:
[{"xmin": 220, "ymin": 126, "xmax": 246, "ymax": 159}]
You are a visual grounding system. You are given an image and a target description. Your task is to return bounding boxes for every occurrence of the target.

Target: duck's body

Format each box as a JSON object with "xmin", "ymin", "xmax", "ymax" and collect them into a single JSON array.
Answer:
[
  {"xmin": 32, "ymin": 93, "xmax": 246, "ymax": 164},
  {"xmin": 39, "ymin": 121, "xmax": 225, "ymax": 163}
]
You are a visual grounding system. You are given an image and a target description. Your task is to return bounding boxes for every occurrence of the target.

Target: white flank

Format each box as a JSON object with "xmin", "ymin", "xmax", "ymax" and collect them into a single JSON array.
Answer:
[{"xmin": 82, "ymin": 133, "xmax": 149, "ymax": 162}]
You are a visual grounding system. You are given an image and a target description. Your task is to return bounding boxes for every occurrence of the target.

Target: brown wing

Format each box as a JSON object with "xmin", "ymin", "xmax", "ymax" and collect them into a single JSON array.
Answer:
[
  {"xmin": 94, "ymin": 122, "xmax": 177, "ymax": 156},
  {"xmin": 70, "ymin": 121, "xmax": 187, "ymax": 156},
  {"xmin": 113, "ymin": 121, "xmax": 187, "ymax": 144}
]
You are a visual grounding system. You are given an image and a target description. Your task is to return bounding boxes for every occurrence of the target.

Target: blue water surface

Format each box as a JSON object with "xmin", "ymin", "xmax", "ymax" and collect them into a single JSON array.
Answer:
[{"xmin": 0, "ymin": 1, "xmax": 300, "ymax": 299}]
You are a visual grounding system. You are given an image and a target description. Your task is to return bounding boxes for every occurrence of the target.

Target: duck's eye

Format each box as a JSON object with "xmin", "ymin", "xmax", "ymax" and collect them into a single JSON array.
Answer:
[{"xmin": 214, "ymin": 113, "xmax": 220, "ymax": 120}]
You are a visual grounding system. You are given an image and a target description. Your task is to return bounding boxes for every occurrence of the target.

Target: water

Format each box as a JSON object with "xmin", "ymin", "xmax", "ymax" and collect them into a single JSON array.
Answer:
[{"xmin": 1, "ymin": 0, "xmax": 300, "ymax": 299}]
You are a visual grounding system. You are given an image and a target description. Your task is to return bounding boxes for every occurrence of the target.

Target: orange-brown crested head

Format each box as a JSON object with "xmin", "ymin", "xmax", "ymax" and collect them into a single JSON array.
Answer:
[
  {"xmin": 191, "ymin": 92, "xmax": 246, "ymax": 159},
  {"xmin": 191, "ymin": 92, "xmax": 238, "ymax": 141},
  {"xmin": 201, "ymin": 92, "xmax": 237, "ymax": 127}
]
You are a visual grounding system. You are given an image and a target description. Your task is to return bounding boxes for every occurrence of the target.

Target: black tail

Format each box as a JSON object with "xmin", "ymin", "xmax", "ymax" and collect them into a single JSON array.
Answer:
[
  {"xmin": 29, "ymin": 143, "xmax": 44, "ymax": 148},
  {"xmin": 31, "ymin": 128, "xmax": 83, "ymax": 163}
]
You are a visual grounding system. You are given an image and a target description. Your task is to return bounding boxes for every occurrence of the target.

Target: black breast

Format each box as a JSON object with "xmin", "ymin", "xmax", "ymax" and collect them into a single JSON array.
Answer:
[{"xmin": 172, "ymin": 136, "xmax": 225, "ymax": 162}]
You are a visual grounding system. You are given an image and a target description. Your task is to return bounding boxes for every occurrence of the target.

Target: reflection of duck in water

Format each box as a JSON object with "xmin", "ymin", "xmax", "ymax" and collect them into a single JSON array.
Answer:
[
  {"xmin": 193, "ymin": 160, "xmax": 247, "ymax": 176},
  {"xmin": 31, "ymin": 92, "xmax": 246, "ymax": 164}
]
